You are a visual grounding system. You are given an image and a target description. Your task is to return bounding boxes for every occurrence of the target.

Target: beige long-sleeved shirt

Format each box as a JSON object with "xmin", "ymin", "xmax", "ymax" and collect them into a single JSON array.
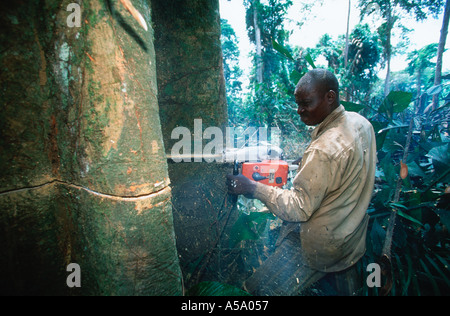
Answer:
[{"xmin": 253, "ymin": 105, "xmax": 376, "ymax": 272}]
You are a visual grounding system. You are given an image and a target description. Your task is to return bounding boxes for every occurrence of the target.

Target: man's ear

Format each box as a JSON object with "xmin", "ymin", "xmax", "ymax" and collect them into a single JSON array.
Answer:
[{"xmin": 326, "ymin": 90, "xmax": 337, "ymax": 105}]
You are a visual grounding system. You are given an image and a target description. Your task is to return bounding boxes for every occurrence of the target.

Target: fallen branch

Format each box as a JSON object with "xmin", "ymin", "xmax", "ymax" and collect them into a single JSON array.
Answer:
[{"xmin": 380, "ymin": 115, "xmax": 416, "ymax": 295}]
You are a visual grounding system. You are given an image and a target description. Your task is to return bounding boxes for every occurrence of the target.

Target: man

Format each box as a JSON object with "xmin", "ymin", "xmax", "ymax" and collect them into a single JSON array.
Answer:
[{"xmin": 227, "ymin": 69, "xmax": 377, "ymax": 295}]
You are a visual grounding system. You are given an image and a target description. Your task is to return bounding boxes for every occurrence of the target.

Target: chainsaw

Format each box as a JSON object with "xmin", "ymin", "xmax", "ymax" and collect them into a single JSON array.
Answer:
[
  {"xmin": 234, "ymin": 159, "xmax": 289, "ymax": 188},
  {"xmin": 168, "ymin": 143, "xmax": 296, "ymax": 188}
]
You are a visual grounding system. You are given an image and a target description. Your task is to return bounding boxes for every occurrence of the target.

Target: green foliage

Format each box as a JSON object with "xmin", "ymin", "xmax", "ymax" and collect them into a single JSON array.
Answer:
[
  {"xmin": 347, "ymin": 24, "xmax": 382, "ymax": 77},
  {"xmin": 244, "ymin": 0, "xmax": 293, "ymax": 82},
  {"xmin": 221, "ymin": 19, "xmax": 244, "ymax": 125},
  {"xmin": 228, "ymin": 0, "xmax": 298, "ymax": 137},
  {"xmin": 358, "ymin": 0, "xmax": 445, "ymax": 22},
  {"xmin": 377, "ymin": 91, "xmax": 413, "ymax": 120},
  {"xmin": 341, "ymin": 101, "xmax": 366, "ymax": 112},
  {"xmin": 228, "ymin": 207, "xmax": 275, "ymax": 247},
  {"xmin": 220, "ymin": 1, "xmax": 450, "ymax": 295},
  {"xmin": 361, "ymin": 84, "xmax": 450, "ymax": 295},
  {"xmin": 344, "ymin": 24, "xmax": 383, "ymax": 101},
  {"xmin": 272, "ymin": 39, "xmax": 294, "ymax": 61},
  {"xmin": 245, "ymin": 0, "xmax": 293, "ymax": 49},
  {"xmin": 407, "ymin": 43, "xmax": 439, "ymax": 77}
]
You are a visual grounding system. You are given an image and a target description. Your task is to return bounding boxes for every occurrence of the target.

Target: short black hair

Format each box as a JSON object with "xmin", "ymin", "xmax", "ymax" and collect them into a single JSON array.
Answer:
[{"xmin": 297, "ymin": 69, "xmax": 339, "ymax": 97}]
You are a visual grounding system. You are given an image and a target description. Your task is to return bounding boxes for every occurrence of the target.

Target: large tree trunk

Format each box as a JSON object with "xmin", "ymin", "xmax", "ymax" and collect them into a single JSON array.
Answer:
[
  {"xmin": 253, "ymin": 0, "xmax": 263, "ymax": 83},
  {"xmin": 384, "ymin": 7, "xmax": 393, "ymax": 97},
  {"xmin": 344, "ymin": 0, "xmax": 351, "ymax": 69},
  {"xmin": 151, "ymin": 0, "xmax": 239, "ymax": 288},
  {"xmin": 0, "ymin": 0, "xmax": 182, "ymax": 295},
  {"xmin": 433, "ymin": 0, "xmax": 450, "ymax": 110}
]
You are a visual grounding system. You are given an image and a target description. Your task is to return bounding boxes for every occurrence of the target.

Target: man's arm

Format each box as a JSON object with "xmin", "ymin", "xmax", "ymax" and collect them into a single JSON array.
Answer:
[{"xmin": 227, "ymin": 149, "xmax": 333, "ymax": 222}]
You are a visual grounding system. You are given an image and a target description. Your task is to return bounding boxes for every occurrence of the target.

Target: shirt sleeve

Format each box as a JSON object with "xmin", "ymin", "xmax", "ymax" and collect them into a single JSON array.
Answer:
[{"xmin": 252, "ymin": 148, "xmax": 333, "ymax": 222}]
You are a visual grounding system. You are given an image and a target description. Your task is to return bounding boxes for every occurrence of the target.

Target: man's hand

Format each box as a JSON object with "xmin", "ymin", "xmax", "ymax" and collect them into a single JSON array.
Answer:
[{"xmin": 226, "ymin": 174, "xmax": 257, "ymax": 198}]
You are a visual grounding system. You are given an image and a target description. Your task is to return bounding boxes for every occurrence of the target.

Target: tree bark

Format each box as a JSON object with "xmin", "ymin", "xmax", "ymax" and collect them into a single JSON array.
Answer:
[
  {"xmin": 433, "ymin": 0, "xmax": 450, "ymax": 110},
  {"xmin": 344, "ymin": 0, "xmax": 351, "ymax": 69},
  {"xmin": 151, "ymin": 0, "xmax": 237, "ymax": 288},
  {"xmin": 0, "ymin": 0, "xmax": 182, "ymax": 295},
  {"xmin": 384, "ymin": 5, "xmax": 393, "ymax": 97},
  {"xmin": 254, "ymin": 0, "xmax": 263, "ymax": 83}
]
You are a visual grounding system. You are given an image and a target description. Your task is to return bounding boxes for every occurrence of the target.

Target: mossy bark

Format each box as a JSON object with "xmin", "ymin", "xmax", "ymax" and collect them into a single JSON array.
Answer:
[
  {"xmin": 0, "ymin": 0, "xmax": 181, "ymax": 295},
  {"xmin": 151, "ymin": 0, "xmax": 238, "ymax": 288}
]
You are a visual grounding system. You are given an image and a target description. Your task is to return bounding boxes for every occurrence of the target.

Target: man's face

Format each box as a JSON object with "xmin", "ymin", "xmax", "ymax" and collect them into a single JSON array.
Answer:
[{"xmin": 294, "ymin": 81, "xmax": 334, "ymax": 126}]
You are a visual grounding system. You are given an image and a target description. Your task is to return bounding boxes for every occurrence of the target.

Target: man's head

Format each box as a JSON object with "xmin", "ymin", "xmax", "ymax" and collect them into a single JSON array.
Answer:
[{"xmin": 294, "ymin": 69, "xmax": 340, "ymax": 126}]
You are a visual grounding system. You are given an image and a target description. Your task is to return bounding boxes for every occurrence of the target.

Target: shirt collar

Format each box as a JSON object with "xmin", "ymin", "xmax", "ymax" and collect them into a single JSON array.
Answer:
[{"xmin": 311, "ymin": 105, "xmax": 345, "ymax": 140}]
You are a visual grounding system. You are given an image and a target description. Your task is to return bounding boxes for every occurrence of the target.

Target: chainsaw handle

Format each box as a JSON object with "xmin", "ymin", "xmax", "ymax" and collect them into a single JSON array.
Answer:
[
  {"xmin": 233, "ymin": 160, "xmax": 239, "ymax": 175},
  {"xmin": 252, "ymin": 172, "xmax": 268, "ymax": 181},
  {"xmin": 231, "ymin": 160, "xmax": 239, "ymax": 204}
]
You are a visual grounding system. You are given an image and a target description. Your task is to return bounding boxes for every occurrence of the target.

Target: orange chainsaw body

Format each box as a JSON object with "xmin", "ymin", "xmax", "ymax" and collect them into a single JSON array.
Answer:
[{"xmin": 241, "ymin": 160, "xmax": 289, "ymax": 188}]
